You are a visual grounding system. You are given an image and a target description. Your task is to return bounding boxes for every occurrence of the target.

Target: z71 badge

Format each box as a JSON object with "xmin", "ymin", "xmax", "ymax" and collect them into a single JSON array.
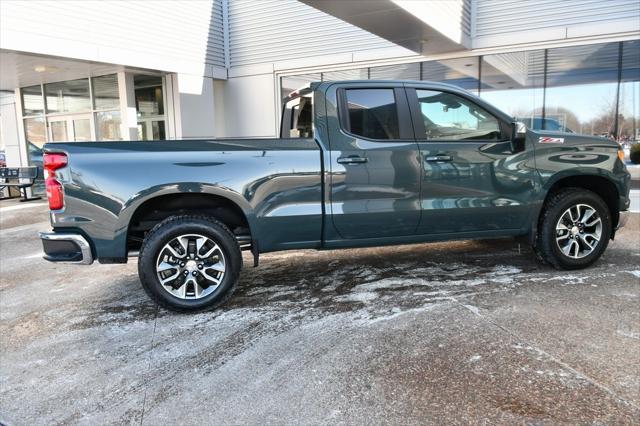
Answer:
[{"xmin": 538, "ymin": 136, "xmax": 564, "ymax": 144}]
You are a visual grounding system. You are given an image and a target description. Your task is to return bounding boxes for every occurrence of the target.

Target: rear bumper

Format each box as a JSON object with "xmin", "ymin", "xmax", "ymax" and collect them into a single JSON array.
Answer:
[
  {"xmin": 39, "ymin": 232, "xmax": 94, "ymax": 265},
  {"xmin": 617, "ymin": 210, "xmax": 629, "ymax": 230}
]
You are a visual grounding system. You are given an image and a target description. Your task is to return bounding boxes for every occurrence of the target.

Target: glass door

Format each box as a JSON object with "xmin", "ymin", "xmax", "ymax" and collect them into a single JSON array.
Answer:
[
  {"xmin": 49, "ymin": 119, "xmax": 68, "ymax": 142},
  {"xmin": 48, "ymin": 114, "xmax": 94, "ymax": 142}
]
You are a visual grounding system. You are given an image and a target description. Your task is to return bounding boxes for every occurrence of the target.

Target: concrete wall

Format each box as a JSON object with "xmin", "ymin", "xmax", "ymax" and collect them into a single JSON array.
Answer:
[
  {"xmin": 167, "ymin": 74, "xmax": 217, "ymax": 139},
  {"xmin": 214, "ymin": 74, "xmax": 277, "ymax": 138}
]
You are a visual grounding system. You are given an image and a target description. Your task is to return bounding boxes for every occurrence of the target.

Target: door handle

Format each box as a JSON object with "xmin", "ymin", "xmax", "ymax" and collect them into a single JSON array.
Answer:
[
  {"xmin": 337, "ymin": 156, "xmax": 368, "ymax": 165},
  {"xmin": 425, "ymin": 155, "xmax": 452, "ymax": 162}
]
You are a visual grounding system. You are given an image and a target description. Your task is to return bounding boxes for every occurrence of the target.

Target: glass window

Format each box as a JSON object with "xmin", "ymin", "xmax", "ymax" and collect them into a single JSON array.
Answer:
[
  {"xmin": 619, "ymin": 40, "xmax": 640, "ymax": 143},
  {"xmin": 24, "ymin": 117, "xmax": 46, "ymax": 149},
  {"xmin": 345, "ymin": 89, "xmax": 399, "ymax": 140},
  {"xmin": 370, "ymin": 63, "xmax": 420, "ymax": 80},
  {"xmin": 134, "ymin": 75, "xmax": 167, "ymax": 140},
  {"xmin": 44, "ymin": 78, "xmax": 91, "ymax": 113},
  {"xmin": 137, "ymin": 123, "xmax": 147, "ymax": 140},
  {"xmin": 282, "ymin": 94, "xmax": 313, "ymax": 138},
  {"xmin": 152, "ymin": 121, "xmax": 166, "ymax": 140},
  {"xmin": 322, "ymin": 68, "xmax": 368, "ymax": 82},
  {"xmin": 21, "ymin": 85, "xmax": 44, "ymax": 116},
  {"xmin": 480, "ymin": 50, "xmax": 545, "ymax": 127},
  {"xmin": 24, "ymin": 117, "xmax": 46, "ymax": 194},
  {"xmin": 92, "ymin": 74, "xmax": 120, "ymax": 110},
  {"xmin": 416, "ymin": 89, "xmax": 501, "ymax": 141},
  {"xmin": 135, "ymin": 75, "xmax": 164, "ymax": 117},
  {"xmin": 72, "ymin": 118, "xmax": 92, "ymax": 142},
  {"xmin": 50, "ymin": 121, "xmax": 68, "ymax": 142},
  {"xmin": 281, "ymin": 73, "xmax": 320, "ymax": 101},
  {"xmin": 545, "ymin": 43, "xmax": 619, "ymax": 136},
  {"xmin": 422, "ymin": 58, "xmax": 479, "ymax": 94},
  {"xmin": 95, "ymin": 111, "xmax": 121, "ymax": 141}
]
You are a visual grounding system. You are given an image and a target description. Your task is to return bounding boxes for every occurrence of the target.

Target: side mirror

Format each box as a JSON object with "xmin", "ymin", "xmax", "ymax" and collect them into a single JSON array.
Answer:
[
  {"xmin": 511, "ymin": 121, "xmax": 527, "ymax": 153},
  {"xmin": 512, "ymin": 121, "xmax": 527, "ymax": 139}
]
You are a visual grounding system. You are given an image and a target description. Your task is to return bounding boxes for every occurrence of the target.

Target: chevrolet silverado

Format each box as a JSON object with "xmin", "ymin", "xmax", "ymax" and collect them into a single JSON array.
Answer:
[{"xmin": 39, "ymin": 81, "xmax": 631, "ymax": 311}]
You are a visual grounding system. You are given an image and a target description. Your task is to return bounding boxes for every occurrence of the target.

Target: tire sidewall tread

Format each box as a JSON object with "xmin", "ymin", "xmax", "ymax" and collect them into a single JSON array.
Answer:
[
  {"xmin": 138, "ymin": 214, "xmax": 242, "ymax": 312},
  {"xmin": 535, "ymin": 187, "xmax": 611, "ymax": 270}
]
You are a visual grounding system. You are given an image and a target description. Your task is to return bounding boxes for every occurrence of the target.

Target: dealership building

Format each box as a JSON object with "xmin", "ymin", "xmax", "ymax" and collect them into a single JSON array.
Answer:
[{"xmin": 0, "ymin": 0, "xmax": 639, "ymax": 193}]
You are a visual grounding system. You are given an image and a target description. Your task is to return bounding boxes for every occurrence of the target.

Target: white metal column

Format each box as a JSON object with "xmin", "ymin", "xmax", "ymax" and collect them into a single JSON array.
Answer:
[{"xmin": 117, "ymin": 72, "xmax": 138, "ymax": 141}]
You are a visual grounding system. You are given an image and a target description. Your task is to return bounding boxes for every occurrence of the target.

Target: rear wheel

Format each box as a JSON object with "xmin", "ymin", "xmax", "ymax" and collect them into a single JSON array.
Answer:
[
  {"xmin": 138, "ymin": 215, "xmax": 242, "ymax": 312},
  {"xmin": 535, "ymin": 188, "xmax": 611, "ymax": 270}
]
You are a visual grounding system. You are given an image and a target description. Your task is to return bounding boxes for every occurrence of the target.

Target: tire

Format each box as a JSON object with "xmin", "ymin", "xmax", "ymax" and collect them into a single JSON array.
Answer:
[
  {"xmin": 534, "ymin": 188, "xmax": 612, "ymax": 270},
  {"xmin": 138, "ymin": 215, "xmax": 242, "ymax": 312}
]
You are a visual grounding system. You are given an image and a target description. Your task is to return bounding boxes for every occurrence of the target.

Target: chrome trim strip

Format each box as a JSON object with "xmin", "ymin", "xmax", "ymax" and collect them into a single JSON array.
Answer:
[{"xmin": 39, "ymin": 232, "xmax": 94, "ymax": 265}]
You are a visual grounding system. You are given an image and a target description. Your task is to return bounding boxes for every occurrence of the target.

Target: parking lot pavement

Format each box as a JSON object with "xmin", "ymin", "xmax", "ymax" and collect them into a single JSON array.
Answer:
[{"xmin": 1, "ymin": 204, "xmax": 639, "ymax": 425}]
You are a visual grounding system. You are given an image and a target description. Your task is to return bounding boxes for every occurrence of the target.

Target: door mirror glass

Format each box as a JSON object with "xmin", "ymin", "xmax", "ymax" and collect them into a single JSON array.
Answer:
[{"xmin": 512, "ymin": 121, "xmax": 527, "ymax": 139}]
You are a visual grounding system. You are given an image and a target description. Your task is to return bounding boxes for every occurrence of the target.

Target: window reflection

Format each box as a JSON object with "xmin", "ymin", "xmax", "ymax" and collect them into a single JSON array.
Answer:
[
  {"xmin": 545, "ymin": 43, "xmax": 620, "ymax": 137},
  {"xmin": 21, "ymin": 85, "xmax": 44, "ymax": 116},
  {"xmin": 24, "ymin": 117, "xmax": 46, "ymax": 195},
  {"xmin": 417, "ymin": 89, "xmax": 501, "ymax": 141},
  {"xmin": 281, "ymin": 41, "xmax": 637, "ymax": 141},
  {"xmin": 346, "ymin": 88, "xmax": 399, "ymax": 140},
  {"xmin": 619, "ymin": 40, "xmax": 640, "ymax": 144},
  {"xmin": 422, "ymin": 58, "xmax": 479, "ymax": 94},
  {"xmin": 45, "ymin": 78, "xmax": 91, "ymax": 113},
  {"xmin": 480, "ymin": 51, "xmax": 545, "ymax": 128},
  {"xmin": 370, "ymin": 63, "xmax": 420, "ymax": 80},
  {"xmin": 322, "ymin": 68, "xmax": 368, "ymax": 82},
  {"xmin": 281, "ymin": 73, "xmax": 320, "ymax": 100},
  {"xmin": 95, "ymin": 111, "xmax": 121, "ymax": 141},
  {"xmin": 134, "ymin": 75, "xmax": 166, "ymax": 140},
  {"xmin": 92, "ymin": 74, "xmax": 120, "ymax": 110}
]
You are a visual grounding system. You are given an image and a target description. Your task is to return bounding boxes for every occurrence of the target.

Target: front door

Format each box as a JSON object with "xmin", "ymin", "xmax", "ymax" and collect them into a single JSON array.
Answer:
[
  {"xmin": 326, "ymin": 84, "xmax": 421, "ymax": 239},
  {"xmin": 406, "ymin": 86, "xmax": 536, "ymax": 235},
  {"xmin": 48, "ymin": 114, "xmax": 93, "ymax": 142}
]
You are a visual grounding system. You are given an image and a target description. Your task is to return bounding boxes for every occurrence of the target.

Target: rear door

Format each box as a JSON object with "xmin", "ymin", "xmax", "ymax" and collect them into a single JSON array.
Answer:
[
  {"xmin": 406, "ymin": 85, "xmax": 536, "ymax": 235},
  {"xmin": 325, "ymin": 83, "xmax": 421, "ymax": 239}
]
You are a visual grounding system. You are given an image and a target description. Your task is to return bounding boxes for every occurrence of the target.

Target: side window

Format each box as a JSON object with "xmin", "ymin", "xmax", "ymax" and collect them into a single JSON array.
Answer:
[
  {"xmin": 345, "ymin": 89, "xmax": 399, "ymax": 140},
  {"xmin": 416, "ymin": 89, "xmax": 501, "ymax": 141}
]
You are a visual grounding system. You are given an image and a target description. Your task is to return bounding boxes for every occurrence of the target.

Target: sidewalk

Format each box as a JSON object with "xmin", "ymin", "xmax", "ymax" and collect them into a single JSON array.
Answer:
[{"xmin": 0, "ymin": 198, "xmax": 49, "ymax": 230}]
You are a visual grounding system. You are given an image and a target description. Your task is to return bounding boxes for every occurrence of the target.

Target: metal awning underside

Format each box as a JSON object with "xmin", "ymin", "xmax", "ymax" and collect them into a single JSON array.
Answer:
[{"xmin": 300, "ymin": 0, "xmax": 471, "ymax": 55}]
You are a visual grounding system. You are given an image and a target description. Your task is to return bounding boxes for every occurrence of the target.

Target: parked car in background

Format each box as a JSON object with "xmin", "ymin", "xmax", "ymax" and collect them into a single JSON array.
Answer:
[
  {"xmin": 0, "ymin": 151, "xmax": 6, "ymax": 168},
  {"xmin": 39, "ymin": 81, "xmax": 631, "ymax": 311},
  {"xmin": 520, "ymin": 117, "xmax": 574, "ymax": 133}
]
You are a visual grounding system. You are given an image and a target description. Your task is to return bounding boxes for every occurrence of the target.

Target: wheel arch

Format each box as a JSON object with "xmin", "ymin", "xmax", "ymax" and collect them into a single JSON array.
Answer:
[
  {"xmin": 539, "ymin": 172, "xmax": 620, "ymax": 236},
  {"xmin": 123, "ymin": 187, "xmax": 256, "ymax": 255}
]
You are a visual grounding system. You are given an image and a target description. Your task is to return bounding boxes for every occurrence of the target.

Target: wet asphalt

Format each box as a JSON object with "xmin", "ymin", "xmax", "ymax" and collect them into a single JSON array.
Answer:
[{"xmin": 1, "ymin": 202, "xmax": 639, "ymax": 425}]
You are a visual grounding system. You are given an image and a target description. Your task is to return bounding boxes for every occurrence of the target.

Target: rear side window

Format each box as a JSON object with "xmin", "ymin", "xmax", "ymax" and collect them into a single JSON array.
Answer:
[{"xmin": 345, "ymin": 89, "xmax": 399, "ymax": 140}]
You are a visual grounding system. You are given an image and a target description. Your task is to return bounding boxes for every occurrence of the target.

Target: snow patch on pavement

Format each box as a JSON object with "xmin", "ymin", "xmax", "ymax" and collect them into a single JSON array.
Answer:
[
  {"xmin": 623, "ymin": 270, "xmax": 640, "ymax": 278},
  {"xmin": 617, "ymin": 329, "xmax": 640, "ymax": 340}
]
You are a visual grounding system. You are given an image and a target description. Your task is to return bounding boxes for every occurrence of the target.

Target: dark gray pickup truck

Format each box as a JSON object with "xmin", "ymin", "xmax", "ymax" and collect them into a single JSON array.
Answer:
[{"xmin": 40, "ymin": 80, "xmax": 631, "ymax": 311}]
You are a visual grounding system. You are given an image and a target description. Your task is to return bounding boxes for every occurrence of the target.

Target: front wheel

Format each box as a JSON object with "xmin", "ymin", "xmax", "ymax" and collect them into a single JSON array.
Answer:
[
  {"xmin": 138, "ymin": 215, "xmax": 242, "ymax": 312},
  {"xmin": 535, "ymin": 188, "xmax": 612, "ymax": 270}
]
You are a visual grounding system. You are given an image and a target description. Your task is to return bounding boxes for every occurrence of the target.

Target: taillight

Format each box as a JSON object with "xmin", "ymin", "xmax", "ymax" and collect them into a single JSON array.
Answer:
[
  {"xmin": 45, "ymin": 178, "xmax": 64, "ymax": 210},
  {"xmin": 43, "ymin": 152, "xmax": 67, "ymax": 210}
]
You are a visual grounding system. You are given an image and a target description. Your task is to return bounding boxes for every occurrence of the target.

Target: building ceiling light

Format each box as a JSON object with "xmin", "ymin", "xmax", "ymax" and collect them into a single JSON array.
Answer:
[{"xmin": 33, "ymin": 65, "xmax": 59, "ymax": 73}]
